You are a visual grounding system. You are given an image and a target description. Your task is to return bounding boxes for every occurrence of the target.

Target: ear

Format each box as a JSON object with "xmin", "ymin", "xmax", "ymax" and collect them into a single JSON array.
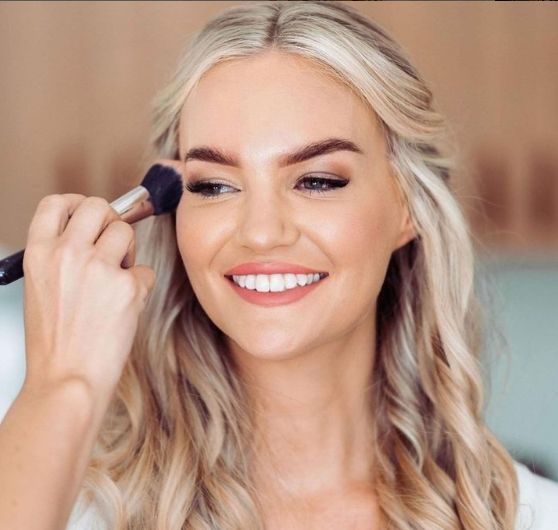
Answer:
[{"xmin": 394, "ymin": 202, "xmax": 417, "ymax": 251}]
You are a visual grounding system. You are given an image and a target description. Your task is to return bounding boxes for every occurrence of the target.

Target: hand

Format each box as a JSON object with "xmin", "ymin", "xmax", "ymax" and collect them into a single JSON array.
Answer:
[{"xmin": 21, "ymin": 193, "xmax": 155, "ymax": 401}]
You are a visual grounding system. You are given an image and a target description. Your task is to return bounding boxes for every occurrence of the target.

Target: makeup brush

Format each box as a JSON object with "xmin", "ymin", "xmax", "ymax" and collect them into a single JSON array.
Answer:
[{"xmin": 0, "ymin": 163, "xmax": 183, "ymax": 286}]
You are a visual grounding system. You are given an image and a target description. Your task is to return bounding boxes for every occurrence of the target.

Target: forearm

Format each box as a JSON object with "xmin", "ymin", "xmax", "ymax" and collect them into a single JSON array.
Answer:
[{"xmin": 0, "ymin": 380, "xmax": 108, "ymax": 530}]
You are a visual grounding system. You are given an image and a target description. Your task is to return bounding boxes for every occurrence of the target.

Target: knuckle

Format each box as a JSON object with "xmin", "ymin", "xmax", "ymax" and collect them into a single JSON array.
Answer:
[
  {"xmin": 120, "ymin": 274, "xmax": 139, "ymax": 300},
  {"xmin": 98, "ymin": 222, "xmax": 134, "ymax": 254},
  {"xmin": 84, "ymin": 196, "xmax": 110, "ymax": 211},
  {"xmin": 114, "ymin": 220, "xmax": 134, "ymax": 238},
  {"xmin": 37, "ymin": 194, "xmax": 65, "ymax": 210},
  {"xmin": 136, "ymin": 285, "xmax": 150, "ymax": 306}
]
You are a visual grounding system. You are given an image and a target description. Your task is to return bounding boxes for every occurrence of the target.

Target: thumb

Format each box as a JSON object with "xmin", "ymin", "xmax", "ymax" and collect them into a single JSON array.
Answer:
[{"xmin": 129, "ymin": 265, "xmax": 156, "ymax": 304}]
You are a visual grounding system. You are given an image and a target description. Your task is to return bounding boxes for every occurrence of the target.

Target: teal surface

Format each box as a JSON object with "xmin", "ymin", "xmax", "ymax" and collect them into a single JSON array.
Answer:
[{"xmin": 479, "ymin": 255, "xmax": 558, "ymax": 481}]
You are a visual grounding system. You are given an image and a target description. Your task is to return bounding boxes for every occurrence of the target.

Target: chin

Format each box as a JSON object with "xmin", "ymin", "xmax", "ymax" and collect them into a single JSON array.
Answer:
[{"xmin": 225, "ymin": 334, "xmax": 308, "ymax": 362}]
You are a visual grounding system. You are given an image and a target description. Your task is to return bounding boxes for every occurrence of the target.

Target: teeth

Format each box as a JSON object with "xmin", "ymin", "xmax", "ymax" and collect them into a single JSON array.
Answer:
[
  {"xmin": 231, "ymin": 273, "xmax": 324, "ymax": 292},
  {"xmin": 256, "ymin": 275, "xmax": 270, "ymax": 292}
]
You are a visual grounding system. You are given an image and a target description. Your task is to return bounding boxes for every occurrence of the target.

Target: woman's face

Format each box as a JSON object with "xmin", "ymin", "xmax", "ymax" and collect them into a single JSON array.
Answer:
[{"xmin": 176, "ymin": 51, "xmax": 414, "ymax": 361}]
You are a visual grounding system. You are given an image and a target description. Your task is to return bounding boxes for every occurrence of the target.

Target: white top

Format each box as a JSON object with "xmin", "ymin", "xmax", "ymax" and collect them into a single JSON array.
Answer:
[
  {"xmin": 66, "ymin": 460, "xmax": 558, "ymax": 529},
  {"xmin": 514, "ymin": 460, "xmax": 558, "ymax": 529}
]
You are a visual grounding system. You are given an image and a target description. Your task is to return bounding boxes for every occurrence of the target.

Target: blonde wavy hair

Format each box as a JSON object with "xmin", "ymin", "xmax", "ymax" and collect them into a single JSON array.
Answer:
[{"xmin": 80, "ymin": 1, "xmax": 519, "ymax": 528}]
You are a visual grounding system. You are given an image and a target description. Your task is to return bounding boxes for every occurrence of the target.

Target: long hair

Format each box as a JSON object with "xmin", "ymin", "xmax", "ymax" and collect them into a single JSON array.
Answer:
[{"xmin": 79, "ymin": 2, "xmax": 519, "ymax": 528}]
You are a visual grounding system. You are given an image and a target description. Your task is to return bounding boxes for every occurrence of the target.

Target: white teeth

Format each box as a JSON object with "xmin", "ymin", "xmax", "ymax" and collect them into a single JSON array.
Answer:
[
  {"xmin": 284, "ymin": 274, "xmax": 299, "ymax": 290},
  {"xmin": 256, "ymin": 275, "xmax": 270, "ymax": 292},
  {"xmin": 245, "ymin": 275, "xmax": 256, "ymax": 290},
  {"xmin": 268, "ymin": 274, "xmax": 283, "ymax": 292},
  {"xmin": 231, "ymin": 272, "xmax": 325, "ymax": 292}
]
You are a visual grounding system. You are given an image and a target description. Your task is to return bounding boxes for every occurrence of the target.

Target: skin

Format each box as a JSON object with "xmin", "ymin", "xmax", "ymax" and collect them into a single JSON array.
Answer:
[{"xmin": 175, "ymin": 50, "xmax": 415, "ymax": 529}]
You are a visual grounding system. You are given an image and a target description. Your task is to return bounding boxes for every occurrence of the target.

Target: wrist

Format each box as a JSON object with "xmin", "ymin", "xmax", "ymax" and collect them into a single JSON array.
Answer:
[{"xmin": 19, "ymin": 375, "xmax": 110, "ymax": 426}]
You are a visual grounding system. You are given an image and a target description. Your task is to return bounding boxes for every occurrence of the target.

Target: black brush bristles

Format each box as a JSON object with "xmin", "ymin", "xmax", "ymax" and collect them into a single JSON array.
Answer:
[{"xmin": 140, "ymin": 164, "xmax": 184, "ymax": 215}]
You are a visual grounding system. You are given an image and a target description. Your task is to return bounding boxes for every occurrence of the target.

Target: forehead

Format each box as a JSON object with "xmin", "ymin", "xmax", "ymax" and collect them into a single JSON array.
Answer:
[{"xmin": 178, "ymin": 51, "xmax": 381, "ymax": 159}]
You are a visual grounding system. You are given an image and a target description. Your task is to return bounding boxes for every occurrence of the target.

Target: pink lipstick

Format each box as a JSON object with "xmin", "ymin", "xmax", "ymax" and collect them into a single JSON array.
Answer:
[
  {"xmin": 224, "ymin": 261, "xmax": 326, "ymax": 276},
  {"xmin": 224, "ymin": 274, "xmax": 328, "ymax": 307},
  {"xmin": 223, "ymin": 262, "xmax": 329, "ymax": 307}
]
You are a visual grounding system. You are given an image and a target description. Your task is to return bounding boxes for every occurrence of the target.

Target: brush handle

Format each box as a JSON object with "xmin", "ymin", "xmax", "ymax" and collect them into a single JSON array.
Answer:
[
  {"xmin": 0, "ymin": 249, "xmax": 25, "ymax": 285},
  {"xmin": 0, "ymin": 187, "xmax": 152, "ymax": 286}
]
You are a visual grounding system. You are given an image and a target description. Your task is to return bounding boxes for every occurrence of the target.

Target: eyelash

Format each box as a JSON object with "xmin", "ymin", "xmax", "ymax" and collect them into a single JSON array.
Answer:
[{"xmin": 185, "ymin": 175, "xmax": 349, "ymax": 199}]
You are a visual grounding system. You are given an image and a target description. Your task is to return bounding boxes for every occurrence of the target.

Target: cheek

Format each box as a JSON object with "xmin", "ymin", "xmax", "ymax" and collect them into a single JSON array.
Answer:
[
  {"xmin": 336, "ymin": 198, "xmax": 397, "ymax": 251},
  {"xmin": 175, "ymin": 203, "xmax": 217, "ymax": 278},
  {"xmin": 331, "ymin": 199, "xmax": 399, "ymax": 288}
]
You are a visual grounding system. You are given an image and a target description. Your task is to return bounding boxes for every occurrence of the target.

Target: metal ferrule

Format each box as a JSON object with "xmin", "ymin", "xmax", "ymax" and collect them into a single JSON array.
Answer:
[{"xmin": 109, "ymin": 185, "xmax": 153, "ymax": 224}]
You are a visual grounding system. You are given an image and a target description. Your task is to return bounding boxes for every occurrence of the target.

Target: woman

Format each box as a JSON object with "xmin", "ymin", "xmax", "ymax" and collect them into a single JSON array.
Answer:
[{"xmin": 1, "ymin": 1, "xmax": 557, "ymax": 529}]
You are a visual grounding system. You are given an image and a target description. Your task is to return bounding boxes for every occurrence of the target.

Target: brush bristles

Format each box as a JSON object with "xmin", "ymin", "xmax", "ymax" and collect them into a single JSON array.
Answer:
[{"xmin": 140, "ymin": 164, "xmax": 183, "ymax": 215}]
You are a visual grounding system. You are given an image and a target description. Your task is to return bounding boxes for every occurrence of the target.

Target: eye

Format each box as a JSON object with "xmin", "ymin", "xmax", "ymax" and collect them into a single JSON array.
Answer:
[
  {"xmin": 296, "ymin": 175, "xmax": 349, "ymax": 195},
  {"xmin": 185, "ymin": 180, "xmax": 236, "ymax": 199},
  {"xmin": 185, "ymin": 174, "xmax": 349, "ymax": 200}
]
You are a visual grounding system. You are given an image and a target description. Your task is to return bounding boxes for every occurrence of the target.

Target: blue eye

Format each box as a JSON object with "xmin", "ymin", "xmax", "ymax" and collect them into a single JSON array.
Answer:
[
  {"xmin": 298, "ymin": 176, "xmax": 349, "ymax": 195},
  {"xmin": 185, "ymin": 175, "xmax": 349, "ymax": 199}
]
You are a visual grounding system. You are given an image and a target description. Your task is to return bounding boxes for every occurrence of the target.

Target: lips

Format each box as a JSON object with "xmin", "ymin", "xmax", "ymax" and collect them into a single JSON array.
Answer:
[
  {"xmin": 224, "ymin": 261, "xmax": 328, "ymax": 277},
  {"xmin": 225, "ymin": 268, "xmax": 328, "ymax": 307}
]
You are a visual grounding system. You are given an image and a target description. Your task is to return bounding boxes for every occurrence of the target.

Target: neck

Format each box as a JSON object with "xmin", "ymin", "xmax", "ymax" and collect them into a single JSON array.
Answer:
[{"xmin": 227, "ymin": 311, "xmax": 378, "ymax": 501}]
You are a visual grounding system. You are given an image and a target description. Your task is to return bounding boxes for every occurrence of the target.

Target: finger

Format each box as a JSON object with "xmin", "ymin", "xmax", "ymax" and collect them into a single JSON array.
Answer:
[
  {"xmin": 61, "ymin": 196, "xmax": 121, "ymax": 247},
  {"xmin": 128, "ymin": 265, "xmax": 156, "ymax": 304},
  {"xmin": 94, "ymin": 220, "xmax": 136, "ymax": 269},
  {"xmin": 27, "ymin": 194, "xmax": 87, "ymax": 244}
]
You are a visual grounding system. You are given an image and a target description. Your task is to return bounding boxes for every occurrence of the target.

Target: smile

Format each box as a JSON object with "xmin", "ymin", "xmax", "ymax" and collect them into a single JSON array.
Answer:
[{"xmin": 224, "ymin": 272, "xmax": 329, "ymax": 307}]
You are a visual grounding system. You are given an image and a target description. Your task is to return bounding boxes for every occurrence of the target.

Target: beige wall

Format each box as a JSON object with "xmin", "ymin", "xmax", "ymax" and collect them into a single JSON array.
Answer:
[{"xmin": 1, "ymin": 1, "xmax": 557, "ymax": 252}]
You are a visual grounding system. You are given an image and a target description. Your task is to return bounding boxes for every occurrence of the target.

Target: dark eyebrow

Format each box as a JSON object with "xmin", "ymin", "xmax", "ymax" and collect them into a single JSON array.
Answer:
[{"xmin": 183, "ymin": 137, "xmax": 364, "ymax": 168}]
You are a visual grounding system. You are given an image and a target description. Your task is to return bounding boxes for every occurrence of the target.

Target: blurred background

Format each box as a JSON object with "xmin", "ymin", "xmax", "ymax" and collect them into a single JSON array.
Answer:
[{"xmin": 0, "ymin": 1, "xmax": 557, "ymax": 480}]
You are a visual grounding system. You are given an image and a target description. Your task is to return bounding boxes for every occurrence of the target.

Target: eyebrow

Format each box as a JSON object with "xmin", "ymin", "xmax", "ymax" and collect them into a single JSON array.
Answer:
[{"xmin": 183, "ymin": 137, "xmax": 364, "ymax": 168}]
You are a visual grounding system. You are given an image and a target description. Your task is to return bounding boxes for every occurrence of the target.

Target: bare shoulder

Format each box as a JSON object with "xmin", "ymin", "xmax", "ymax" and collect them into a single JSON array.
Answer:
[{"xmin": 514, "ymin": 460, "xmax": 558, "ymax": 530}]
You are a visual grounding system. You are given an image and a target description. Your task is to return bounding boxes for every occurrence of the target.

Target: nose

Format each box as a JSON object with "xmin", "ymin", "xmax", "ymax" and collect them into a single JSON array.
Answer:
[{"xmin": 234, "ymin": 184, "xmax": 299, "ymax": 252}]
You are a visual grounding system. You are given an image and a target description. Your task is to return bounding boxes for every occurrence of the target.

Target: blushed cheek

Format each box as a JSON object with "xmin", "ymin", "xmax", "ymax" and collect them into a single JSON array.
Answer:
[
  {"xmin": 175, "ymin": 206, "xmax": 207, "ymax": 279},
  {"xmin": 175, "ymin": 204, "xmax": 235, "ymax": 288},
  {"xmin": 335, "ymin": 203, "xmax": 397, "ymax": 292}
]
